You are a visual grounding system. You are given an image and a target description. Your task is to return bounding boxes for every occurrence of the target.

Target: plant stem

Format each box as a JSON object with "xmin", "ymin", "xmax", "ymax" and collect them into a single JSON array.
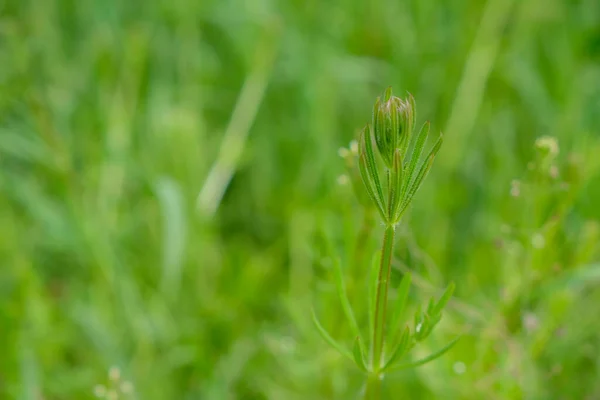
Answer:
[
  {"xmin": 364, "ymin": 372, "xmax": 382, "ymax": 399},
  {"xmin": 367, "ymin": 224, "xmax": 396, "ymax": 398}
]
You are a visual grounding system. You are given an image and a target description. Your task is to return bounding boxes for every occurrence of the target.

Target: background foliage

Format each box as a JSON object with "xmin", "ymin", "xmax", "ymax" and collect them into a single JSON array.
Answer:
[{"xmin": 1, "ymin": 0, "xmax": 600, "ymax": 398}]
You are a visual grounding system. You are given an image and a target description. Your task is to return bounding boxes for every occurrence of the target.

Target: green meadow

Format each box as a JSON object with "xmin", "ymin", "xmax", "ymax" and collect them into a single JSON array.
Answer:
[{"xmin": 1, "ymin": 0, "xmax": 600, "ymax": 398}]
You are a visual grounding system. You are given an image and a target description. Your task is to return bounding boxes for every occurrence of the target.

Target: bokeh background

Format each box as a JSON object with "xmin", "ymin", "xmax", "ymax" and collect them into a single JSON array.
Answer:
[{"xmin": 2, "ymin": 0, "xmax": 600, "ymax": 398}]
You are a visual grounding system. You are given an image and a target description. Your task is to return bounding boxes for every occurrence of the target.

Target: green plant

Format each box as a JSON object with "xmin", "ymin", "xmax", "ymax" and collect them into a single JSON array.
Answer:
[{"xmin": 313, "ymin": 88, "xmax": 459, "ymax": 399}]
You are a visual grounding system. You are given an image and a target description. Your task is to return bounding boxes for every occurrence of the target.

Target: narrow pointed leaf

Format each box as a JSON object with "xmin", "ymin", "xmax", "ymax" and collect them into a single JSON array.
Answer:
[
  {"xmin": 389, "ymin": 272, "xmax": 412, "ymax": 338},
  {"xmin": 383, "ymin": 326, "xmax": 411, "ymax": 370},
  {"xmin": 390, "ymin": 98, "xmax": 401, "ymax": 150},
  {"xmin": 332, "ymin": 256, "xmax": 361, "ymax": 339},
  {"xmin": 358, "ymin": 145, "xmax": 387, "ymax": 221},
  {"xmin": 311, "ymin": 309, "xmax": 353, "ymax": 361},
  {"xmin": 408, "ymin": 135, "xmax": 442, "ymax": 197},
  {"xmin": 433, "ymin": 281, "xmax": 455, "ymax": 316},
  {"xmin": 352, "ymin": 336, "xmax": 369, "ymax": 372},
  {"xmin": 368, "ymin": 253, "xmax": 379, "ymax": 340},
  {"xmin": 388, "ymin": 150, "xmax": 403, "ymax": 222},
  {"xmin": 426, "ymin": 297, "xmax": 436, "ymax": 316},
  {"xmin": 398, "ymin": 93, "xmax": 415, "ymax": 156},
  {"xmin": 416, "ymin": 313, "xmax": 433, "ymax": 341},
  {"xmin": 362, "ymin": 125, "xmax": 387, "ymax": 221},
  {"xmin": 386, "ymin": 336, "xmax": 461, "ymax": 372},
  {"xmin": 384, "ymin": 87, "xmax": 393, "ymax": 101},
  {"xmin": 403, "ymin": 122, "xmax": 430, "ymax": 195},
  {"xmin": 397, "ymin": 135, "xmax": 443, "ymax": 218},
  {"xmin": 408, "ymin": 93, "xmax": 417, "ymax": 132},
  {"xmin": 414, "ymin": 303, "xmax": 423, "ymax": 329},
  {"xmin": 429, "ymin": 313, "xmax": 442, "ymax": 328}
]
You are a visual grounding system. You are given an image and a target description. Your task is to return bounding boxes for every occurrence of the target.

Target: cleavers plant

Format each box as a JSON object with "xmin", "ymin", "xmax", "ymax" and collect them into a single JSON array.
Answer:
[{"xmin": 313, "ymin": 88, "xmax": 459, "ymax": 399}]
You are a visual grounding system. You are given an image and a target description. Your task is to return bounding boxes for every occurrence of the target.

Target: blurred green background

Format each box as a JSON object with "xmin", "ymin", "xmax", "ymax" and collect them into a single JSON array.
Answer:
[{"xmin": 2, "ymin": 0, "xmax": 600, "ymax": 398}]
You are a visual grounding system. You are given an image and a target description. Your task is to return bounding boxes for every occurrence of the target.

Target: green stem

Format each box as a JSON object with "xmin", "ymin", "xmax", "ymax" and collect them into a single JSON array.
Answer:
[
  {"xmin": 364, "ymin": 372, "xmax": 382, "ymax": 399},
  {"xmin": 368, "ymin": 224, "xmax": 396, "ymax": 398}
]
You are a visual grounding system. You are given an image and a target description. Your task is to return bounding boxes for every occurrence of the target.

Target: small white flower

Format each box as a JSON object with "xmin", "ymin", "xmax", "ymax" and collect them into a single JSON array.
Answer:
[
  {"xmin": 94, "ymin": 384, "xmax": 107, "ymax": 398},
  {"xmin": 338, "ymin": 147, "xmax": 349, "ymax": 158},
  {"xmin": 108, "ymin": 366, "xmax": 121, "ymax": 382},
  {"xmin": 337, "ymin": 175, "xmax": 349, "ymax": 185},
  {"xmin": 531, "ymin": 233, "xmax": 545, "ymax": 249},
  {"xmin": 120, "ymin": 381, "xmax": 134, "ymax": 394},
  {"xmin": 523, "ymin": 312, "xmax": 539, "ymax": 333},
  {"xmin": 106, "ymin": 390, "xmax": 118, "ymax": 400},
  {"xmin": 349, "ymin": 140, "xmax": 358, "ymax": 154},
  {"xmin": 535, "ymin": 136, "xmax": 559, "ymax": 157},
  {"xmin": 510, "ymin": 180, "xmax": 521, "ymax": 197},
  {"xmin": 453, "ymin": 361, "xmax": 466, "ymax": 375}
]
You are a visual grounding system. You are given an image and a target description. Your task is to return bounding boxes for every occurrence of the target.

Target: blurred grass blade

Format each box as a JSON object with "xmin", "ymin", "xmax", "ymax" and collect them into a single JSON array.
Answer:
[
  {"xmin": 386, "ymin": 336, "xmax": 461, "ymax": 372},
  {"xmin": 352, "ymin": 336, "xmax": 368, "ymax": 372},
  {"xmin": 155, "ymin": 177, "xmax": 187, "ymax": 297},
  {"xmin": 202, "ymin": 338, "xmax": 257, "ymax": 399},
  {"xmin": 332, "ymin": 256, "xmax": 361, "ymax": 339},
  {"xmin": 311, "ymin": 308, "xmax": 353, "ymax": 361},
  {"xmin": 20, "ymin": 337, "xmax": 40, "ymax": 400},
  {"xmin": 197, "ymin": 22, "xmax": 280, "ymax": 216},
  {"xmin": 388, "ymin": 272, "xmax": 411, "ymax": 339},
  {"xmin": 534, "ymin": 263, "xmax": 600, "ymax": 296}
]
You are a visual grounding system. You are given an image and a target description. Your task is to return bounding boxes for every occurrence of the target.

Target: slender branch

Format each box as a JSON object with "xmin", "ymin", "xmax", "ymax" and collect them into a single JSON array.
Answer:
[{"xmin": 367, "ymin": 224, "xmax": 396, "ymax": 398}]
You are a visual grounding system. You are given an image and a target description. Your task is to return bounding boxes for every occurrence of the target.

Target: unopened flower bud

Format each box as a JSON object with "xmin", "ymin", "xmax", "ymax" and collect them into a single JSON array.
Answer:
[{"xmin": 372, "ymin": 87, "xmax": 414, "ymax": 168}]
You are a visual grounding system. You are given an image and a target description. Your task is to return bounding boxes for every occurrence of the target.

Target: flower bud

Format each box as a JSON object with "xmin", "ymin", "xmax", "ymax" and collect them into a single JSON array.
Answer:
[{"xmin": 372, "ymin": 88, "xmax": 414, "ymax": 168}]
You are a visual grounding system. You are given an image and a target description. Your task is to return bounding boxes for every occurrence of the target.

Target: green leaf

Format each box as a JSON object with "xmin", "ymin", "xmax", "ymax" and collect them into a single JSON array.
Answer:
[
  {"xmin": 352, "ymin": 336, "xmax": 369, "ymax": 373},
  {"xmin": 332, "ymin": 256, "xmax": 361, "ymax": 339},
  {"xmin": 384, "ymin": 86, "xmax": 393, "ymax": 102},
  {"xmin": 399, "ymin": 93, "xmax": 416, "ymax": 156},
  {"xmin": 386, "ymin": 336, "xmax": 461, "ymax": 372},
  {"xmin": 388, "ymin": 149, "xmax": 403, "ymax": 223},
  {"xmin": 397, "ymin": 135, "xmax": 443, "ymax": 218},
  {"xmin": 383, "ymin": 326, "xmax": 412, "ymax": 370},
  {"xmin": 358, "ymin": 127, "xmax": 387, "ymax": 221},
  {"xmin": 311, "ymin": 308, "xmax": 353, "ymax": 361},
  {"xmin": 407, "ymin": 92, "xmax": 417, "ymax": 133},
  {"xmin": 433, "ymin": 281, "xmax": 455, "ymax": 316},
  {"xmin": 388, "ymin": 272, "xmax": 411, "ymax": 339},
  {"xmin": 362, "ymin": 125, "xmax": 387, "ymax": 220},
  {"xmin": 413, "ymin": 303, "xmax": 423, "ymax": 330},
  {"xmin": 403, "ymin": 122, "xmax": 430, "ymax": 195},
  {"xmin": 415, "ymin": 312, "xmax": 433, "ymax": 341},
  {"xmin": 358, "ymin": 144, "xmax": 387, "ymax": 222},
  {"xmin": 368, "ymin": 253, "xmax": 379, "ymax": 340},
  {"xmin": 426, "ymin": 297, "xmax": 436, "ymax": 316}
]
